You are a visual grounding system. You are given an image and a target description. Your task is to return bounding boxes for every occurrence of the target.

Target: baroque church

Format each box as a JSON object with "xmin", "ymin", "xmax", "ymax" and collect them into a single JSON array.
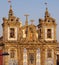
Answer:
[{"xmin": 0, "ymin": 5, "xmax": 58, "ymax": 65}]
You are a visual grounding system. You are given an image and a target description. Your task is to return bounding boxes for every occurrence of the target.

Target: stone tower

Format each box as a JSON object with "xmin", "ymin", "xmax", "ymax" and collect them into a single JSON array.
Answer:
[
  {"xmin": 2, "ymin": 5, "xmax": 22, "ymax": 65},
  {"xmin": 38, "ymin": 8, "xmax": 56, "ymax": 42}
]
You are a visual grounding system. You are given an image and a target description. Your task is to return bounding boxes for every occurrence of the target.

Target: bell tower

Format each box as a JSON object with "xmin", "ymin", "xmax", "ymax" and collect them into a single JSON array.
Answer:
[
  {"xmin": 38, "ymin": 7, "xmax": 57, "ymax": 42},
  {"xmin": 2, "ymin": 5, "xmax": 21, "ymax": 42},
  {"xmin": 2, "ymin": 4, "xmax": 22, "ymax": 65}
]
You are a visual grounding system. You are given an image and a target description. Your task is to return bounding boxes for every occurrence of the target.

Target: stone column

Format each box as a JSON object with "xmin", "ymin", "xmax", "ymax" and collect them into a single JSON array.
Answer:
[
  {"xmin": 20, "ymin": 47, "xmax": 23, "ymax": 65},
  {"xmin": 41, "ymin": 46, "xmax": 45, "ymax": 65}
]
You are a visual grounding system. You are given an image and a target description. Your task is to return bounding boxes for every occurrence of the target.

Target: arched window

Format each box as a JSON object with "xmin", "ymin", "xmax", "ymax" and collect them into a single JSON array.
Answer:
[
  {"xmin": 23, "ymin": 48, "xmax": 27, "ymax": 65},
  {"xmin": 36, "ymin": 48, "xmax": 40, "ymax": 65}
]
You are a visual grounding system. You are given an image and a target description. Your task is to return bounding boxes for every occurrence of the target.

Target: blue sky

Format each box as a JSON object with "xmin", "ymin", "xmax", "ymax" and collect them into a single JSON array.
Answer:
[{"xmin": 0, "ymin": 0, "xmax": 59, "ymax": 41}]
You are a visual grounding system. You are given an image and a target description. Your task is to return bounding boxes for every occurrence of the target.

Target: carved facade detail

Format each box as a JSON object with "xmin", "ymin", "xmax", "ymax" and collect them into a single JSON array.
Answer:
[{"xmin": 0, "ymin": 6, "xmax": 58, "ymax": 65}]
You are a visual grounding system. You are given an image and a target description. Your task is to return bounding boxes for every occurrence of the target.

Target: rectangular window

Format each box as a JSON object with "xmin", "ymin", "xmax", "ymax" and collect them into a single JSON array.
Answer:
[
  {"xmin": 10, "ymin": 50, "xmax": 15, "ymax": 58},
  {"xmin": 8, "ymin": 27, "xmax": 17, "ymax": 40},
  {"xmin": 47, "ymin": 29, "xmax": 51, "ymax": 38},
  {"xmin": 38, "ymin": 29, "xmax": 41, "ymax": 38},
  {"xmin": 10, "ymin": 28, "xmax": 15, "ymax": 38},
  {"xmin": 47, "ymin": 49, "xmax": 52, "ymax": 58}
]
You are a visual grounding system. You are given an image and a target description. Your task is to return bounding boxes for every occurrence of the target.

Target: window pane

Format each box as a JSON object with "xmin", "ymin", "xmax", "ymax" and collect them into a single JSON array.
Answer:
[
  {"xmin": 10, "ymin": 28, "xmax": 15, "ymax": 38},
  {"xmin": 47, "ymin": 29, "xmax": 51, "ymax": 38},
  {"xmin": 10, "ymin": 50, "xmax": 15, "ymax": 58},
  {"xmin": 47, "ymin": 49, "xmax": 52, "ymax": 58}
]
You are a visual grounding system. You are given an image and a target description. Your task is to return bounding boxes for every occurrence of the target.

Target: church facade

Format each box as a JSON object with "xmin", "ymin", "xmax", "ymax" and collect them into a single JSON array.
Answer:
[{"xmin": 0, "ymin": 5, "xmax": 58, "ymax": 65}]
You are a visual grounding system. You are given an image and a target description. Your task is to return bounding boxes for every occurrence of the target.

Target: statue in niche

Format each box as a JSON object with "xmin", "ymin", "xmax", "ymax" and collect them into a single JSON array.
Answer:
[{"xmin": 29, "ymin": 53, "xmax": 34, "ymax": 64}]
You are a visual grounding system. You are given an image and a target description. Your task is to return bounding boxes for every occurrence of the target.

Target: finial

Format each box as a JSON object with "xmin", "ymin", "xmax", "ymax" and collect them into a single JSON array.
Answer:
[
  {"xmin": 8, "ymin": 0, "xmax": 13, "ymax": 11},
  {"xmin": 10, "ymin": 5, "xmax": 12, "ymax": 10},
  {"xmin": 45, "ymin": 2, "xmax": 48, "ymax": 12},
  {"xmin": 30, "ymin": 20, "xmax": 34, "ymax": 25},
  {"xmin": 8, "ymin": 0, "xmax": 12, "ymax": 6},
  {"xmin": 24, "ymin": 14, "xmax": 29, "ymax": 26},
  {"xmin": 44, "ymin": 2, "xmax": 50, "ymax": 18},
  {"xmin": 8, "ymin": 0, "xmax": 12, "ymax": 10},
  {"xmin": 45, "ymin": 2, "xmax": 48, "ymax": 9}
]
